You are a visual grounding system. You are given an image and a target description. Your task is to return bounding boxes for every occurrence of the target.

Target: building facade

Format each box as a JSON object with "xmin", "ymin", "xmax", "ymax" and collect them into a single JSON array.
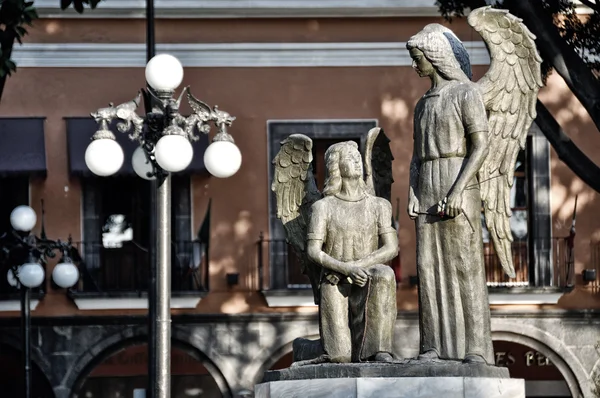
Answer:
[{"xmin": 0, "ymin": 1, "xmax": 599, "ymax": 397}]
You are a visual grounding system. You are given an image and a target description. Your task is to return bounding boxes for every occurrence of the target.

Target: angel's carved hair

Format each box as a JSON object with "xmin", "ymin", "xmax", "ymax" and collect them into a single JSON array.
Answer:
[
  {"xmin": 407, "ymin": 23, "xmax": 472, "ymax": 82},
  {"xmin": 323, "ymin": 141, "xmax": 365, "ymax": 197}
]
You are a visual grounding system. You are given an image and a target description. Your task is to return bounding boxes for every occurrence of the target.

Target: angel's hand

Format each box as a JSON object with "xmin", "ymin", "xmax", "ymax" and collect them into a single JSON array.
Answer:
[
  {"xmin": 347, "ymin": 267, "xmax": 370, "ymax": 287},
  {"xmin": 407, "ymin": 196, "xmax": 420, "ymax": 219},
  {"xmin": 445, "ymin": 191, "xmax": 463, "ymax": 218}
]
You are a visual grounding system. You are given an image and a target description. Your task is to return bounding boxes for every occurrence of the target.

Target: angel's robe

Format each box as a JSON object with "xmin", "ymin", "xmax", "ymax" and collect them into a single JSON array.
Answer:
[
  {"xmin": 413, "ymin": 80, "xmax": 494, "ymax": 364},
  {"xmin": 307, "ymin": 193, "xmax": 397, "ymax": 362}
]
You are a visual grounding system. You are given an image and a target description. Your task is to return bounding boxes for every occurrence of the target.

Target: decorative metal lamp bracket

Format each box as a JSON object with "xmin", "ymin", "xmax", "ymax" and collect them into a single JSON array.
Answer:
[
  {"xmin": 0, "ymin": 202, "xmax": 77, "ymax": 288},
  {"xmin": 89, "ymin": 85, "xmax": 237, "ymax": 181}
]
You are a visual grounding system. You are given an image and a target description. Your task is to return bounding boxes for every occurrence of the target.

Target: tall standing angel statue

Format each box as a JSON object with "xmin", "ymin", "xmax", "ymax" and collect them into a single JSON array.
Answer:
[
  {"xmin": 272, "ymin": 128, "xmax": 398, "ymax": 364},
  {"xmin": 406, "ymin": 6, "xmax": 542, "ymax": 365}
]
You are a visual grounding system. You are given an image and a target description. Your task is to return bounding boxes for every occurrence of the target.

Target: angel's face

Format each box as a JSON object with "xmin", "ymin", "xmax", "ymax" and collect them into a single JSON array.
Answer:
[
  {"xmin": 339, "ymin": 147, "xmax": 363, "ymax": 179},
  {"xmin": 410, "ymin": 48, "xmax": 434, "ymax": 78}
]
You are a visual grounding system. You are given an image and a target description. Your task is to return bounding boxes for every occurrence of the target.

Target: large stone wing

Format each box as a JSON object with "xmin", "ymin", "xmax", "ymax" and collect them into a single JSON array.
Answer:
[
  {"xmin": 271, "ymin": 134, "xmax": 323, "ymax": 302},
  {"xmin": 469, "ymin": 6, "xmax": 543, "ymax": 278},
  {"xmin": 363, "ymin": 127, "xmax": 394, "ymax": 202}
]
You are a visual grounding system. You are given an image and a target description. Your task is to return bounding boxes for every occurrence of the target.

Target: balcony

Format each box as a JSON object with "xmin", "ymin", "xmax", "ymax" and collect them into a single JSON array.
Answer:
[
  {"xmin": 69, "ymin": 240, "xmax": 208, "ymax": 310},
  {"xmin": 258, "ymin": 235, "xmax": 575, "ymax": 307}
]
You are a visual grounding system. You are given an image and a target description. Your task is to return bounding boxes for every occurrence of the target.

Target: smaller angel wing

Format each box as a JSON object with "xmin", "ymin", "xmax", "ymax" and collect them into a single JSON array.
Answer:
[
  {"xmin": 272, "ymin": 134, "xmax": 323, "ymax": 303},
  {"xmin": 469, "ymin": 6, "xmax": 543, "ymax": 278},
  {"xmin": 363, "ymin": 127, "xmax": 394, "ymax": 202},
  {"xmin": 186, "ymin": 88, "xmax": 212, "ymax": 120}
]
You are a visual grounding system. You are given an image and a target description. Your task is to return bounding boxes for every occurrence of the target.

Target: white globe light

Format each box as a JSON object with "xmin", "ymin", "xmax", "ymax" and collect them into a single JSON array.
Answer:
[
  {"xmin": 204, "ymin": 141, "xmax": 242, "ymax": 178},
  {"xmin": 52, "ymin": 261, "xmax": 80, "ymax": 289},
  {"xmin": 18, "ymin": 262, "xmax": 45, "ymax": 288},
  {"xmin": 7, "ymin": 269, "xmax": 18, "ymax": 287},
  {"xmin": 132, "ymin": 146, "xmax": 156, "ymax": 180},
  {"xmin": 145, "ymin": 54, "xmax": 184, "ymax": 92},
  {"xmin": 85, "ymin": 139, "xmax": 124, "ymax": 176},
  {"xmin": 155, "ymin": 135, "xmax": 193, "ymax": 172},
  {"xmin": 10, "ymin": 205, "xmax": 37, "ymax": 232}
]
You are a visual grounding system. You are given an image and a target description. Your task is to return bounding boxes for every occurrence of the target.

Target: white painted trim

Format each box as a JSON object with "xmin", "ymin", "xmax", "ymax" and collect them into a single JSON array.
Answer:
[
  {"xmin": 34, "ymin": 0, "xmax": 440, "ymax": 19},
  {"xmin": 0, "ymin": 299, "xmax": 40, "ymax": 312},
  {"xmin": 488, "ymin": 293, "xmax": 563, "ymax": 305},
  {"xmin": 73, "ymin": 296, "xmax": 201, "ymax": 310},
  {"xmin": 263, "ymin": 293, "xmax": 317, "ymax": 307},
  {"xmin": 33, "ymin": 0, "xmax": 592, "ymax": 19},
  {"xmin": 12, "ymin": 42, "xmax": 489, "ymax": 68}
]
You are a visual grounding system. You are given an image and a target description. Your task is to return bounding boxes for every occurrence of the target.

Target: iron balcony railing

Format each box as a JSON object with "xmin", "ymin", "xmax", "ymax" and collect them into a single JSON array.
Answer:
[
  {"xmin": 258, "ymin": 235, "xmax": 575, "ymax": 291},
  {"xmin": 484, "ymin": 237, "xmax": 575, "ymax": 288},
  {"xmin": 590, "ymin": 241, "xmax": 600, "ymax": 291},
  {"xmin": 71, "ymin": 240, "xmax": 209, "ymax": 295}
]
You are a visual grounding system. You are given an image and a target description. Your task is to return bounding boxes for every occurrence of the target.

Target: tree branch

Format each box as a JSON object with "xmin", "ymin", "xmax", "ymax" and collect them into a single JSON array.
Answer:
[
  {"xmin": 506, "ymin": 0, "xmax": 600, "ymax": 133},
  {"xmin": 535, "ymin": 100, "xmax": 600, "ymax": 193},
  {"xmin": 0, "ymin": 30, "xmax": 17, "ymax": 104}
]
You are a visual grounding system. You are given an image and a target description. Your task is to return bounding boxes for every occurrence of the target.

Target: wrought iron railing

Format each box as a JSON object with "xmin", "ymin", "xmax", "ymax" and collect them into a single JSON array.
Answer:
[
  {"xmin": 71, "ymin": 240, "xmax": 209, "ymax": 294},
  {"xmin": 258, "ymin": 235, "xmax": 575, "ymax": 291},
  {"xmin": 484, "ymin": 237, "xmax": 574, "ymax": 288},
  {"xmin": 590, "ymin": 241, "xmax": 600, "ymax": 291}
]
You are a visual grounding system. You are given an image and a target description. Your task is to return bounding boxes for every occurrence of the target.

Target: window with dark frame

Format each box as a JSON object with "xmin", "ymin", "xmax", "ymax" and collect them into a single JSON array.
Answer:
[
  {"xmin": 79, "ymin": 176, "xmax": 194, "ymax": 293},
  {"xmin": 483, "ymin": 149, "xmax": 530, "ymax": 287}
]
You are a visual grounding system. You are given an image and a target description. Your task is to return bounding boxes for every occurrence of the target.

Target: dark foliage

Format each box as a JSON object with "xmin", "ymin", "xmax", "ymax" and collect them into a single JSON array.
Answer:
[{"xmin": 0, "ymin": 0, "xmax": 103, "ymax": 100}]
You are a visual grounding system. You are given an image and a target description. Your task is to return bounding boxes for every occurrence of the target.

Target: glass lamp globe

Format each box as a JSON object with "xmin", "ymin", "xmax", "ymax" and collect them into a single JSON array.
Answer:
[
  {"xmin": 52, "ymin": 261, "xmax": 79, "ymax": 289},
  {"xmin": 155, "ymin": 135, "xmax": 193, "ymax": 172},
  {"xmin": 85, "ymin": 139, "xmax": 124, "ymax": 176},
  {"xmin": 132, "ymin": 146, "xmax": 156, "ymax": 180},
  {"xmin": 18, "ymin": 262, "xmax": 45, "ymax": 288},
  {"xmin": 10, "ymin": 205, "xmax": 37, "ymax": 232},
  {"xmin": 145, "ymin": 54, "xmax": 184, "ymax": 92},
  {"xmin": 204, "ymin": 141, "xmax": 242, "ymax": 178}
]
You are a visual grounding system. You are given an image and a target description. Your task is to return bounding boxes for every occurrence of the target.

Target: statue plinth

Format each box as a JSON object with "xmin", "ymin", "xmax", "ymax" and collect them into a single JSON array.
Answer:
[
  {"xmin": 257, "ymin": 361, "xmax": 523, "ymax": 398},
  {"xmin": 255, "ymin": 376, "xmax": 524, "ymax": 398}
]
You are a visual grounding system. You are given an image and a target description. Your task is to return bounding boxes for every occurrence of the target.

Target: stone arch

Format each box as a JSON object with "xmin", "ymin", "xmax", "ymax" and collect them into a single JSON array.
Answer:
[
  {"xmin": 65, "ymin": 326, "xmax": 232, "ymax": 398},
  {"xmin": 0, "ymin": 333, "xmax": 55, "ymax": 398},
  {"xmin": 492, "ymin": 326, "xmax": 586, "ymax": 397}
]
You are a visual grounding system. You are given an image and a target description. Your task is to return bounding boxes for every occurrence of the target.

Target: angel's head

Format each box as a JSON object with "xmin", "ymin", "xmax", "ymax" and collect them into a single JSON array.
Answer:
[
  {"xmin": 407, "ymin": 24, "xmax": 472, "ymax": 82},
  {"xmin": 323, "ymin": 141, "xmax": 365, "ymax": 196}
]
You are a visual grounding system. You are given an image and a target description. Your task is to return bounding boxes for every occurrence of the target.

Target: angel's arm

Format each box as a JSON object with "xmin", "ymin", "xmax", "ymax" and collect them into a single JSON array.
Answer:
[
  {"xmin": 352, "ymin": 199, "xmax": 398, "ymax": 268},
  {"xmin": 409, "ymin": 152, "xmax": 420, "ymax": 202},
  {"xmin": 446, "ymin": 89, "xmax": 490, "ymax": 216},
  {"xmin": 306, "ymin": 201, "xmax": 352, "ymax": 275}
]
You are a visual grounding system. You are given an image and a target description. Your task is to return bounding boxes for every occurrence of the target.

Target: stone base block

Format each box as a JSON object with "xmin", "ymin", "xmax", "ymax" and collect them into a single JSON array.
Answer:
[{"xmin": 255, "ymin": 377, "xmax": 525, "ymax": 398}]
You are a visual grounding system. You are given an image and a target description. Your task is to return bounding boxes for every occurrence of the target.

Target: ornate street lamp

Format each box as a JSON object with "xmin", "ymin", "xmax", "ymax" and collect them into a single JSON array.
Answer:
[
  {"xmin": 84, "ymin": 54, "xmax": 242, "ymax": 180},
  {"xmin": 1, "ymin": 205, "xmax": 79, "ymax": 398},
  {"xmin": 84, "ymin": 53, "xmax": 241, "ymax": 397}
]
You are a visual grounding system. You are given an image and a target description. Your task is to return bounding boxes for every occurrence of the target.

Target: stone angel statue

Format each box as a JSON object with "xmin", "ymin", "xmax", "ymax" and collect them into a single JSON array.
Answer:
[
  {"xmin": 407, "ymin": 6, "xmax": 542, "ymax": 365},
  {"xmin": 271, "ymin": 128, "xmax": 398, "ymax": 364}
]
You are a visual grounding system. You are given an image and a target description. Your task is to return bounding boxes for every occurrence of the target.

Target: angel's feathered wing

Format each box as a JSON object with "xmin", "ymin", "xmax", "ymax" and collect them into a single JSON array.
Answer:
[
  {"xmin": 271, "ymin": 134, "xmax": 323, "ymax": 303},
  {"xmin": 363, "ymin": 127, "xmax": 394, "ymax": 202},
  {"xmin": 468, "ymin": 6, "xmax": 543, "ymax": 278}
]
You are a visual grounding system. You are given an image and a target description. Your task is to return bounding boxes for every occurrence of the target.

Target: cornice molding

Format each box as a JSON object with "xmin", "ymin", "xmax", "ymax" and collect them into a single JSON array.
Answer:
[
  {"xmin": 12, "ymin": 41, "xmax": 490, "ymax": 68},
  {"xmin": 34, "ymin": 0, "xmax": 441, "ymax": 19}
]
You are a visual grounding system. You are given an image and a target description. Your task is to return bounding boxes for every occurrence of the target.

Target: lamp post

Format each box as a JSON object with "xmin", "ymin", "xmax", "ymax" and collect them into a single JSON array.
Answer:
[
  {"xmin": 1, "ymin": 205, "xmax": 80, "ymax": 398},
  {"xmin": 84, "ymin": 55, "xmax": 241, "ymax": 398}
]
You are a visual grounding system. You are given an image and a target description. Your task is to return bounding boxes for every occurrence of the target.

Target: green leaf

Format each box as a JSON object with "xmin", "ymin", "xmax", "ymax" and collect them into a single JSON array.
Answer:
[{"xmin": 60, "ymin": 0, "xmax": 73, "ymax": 10}]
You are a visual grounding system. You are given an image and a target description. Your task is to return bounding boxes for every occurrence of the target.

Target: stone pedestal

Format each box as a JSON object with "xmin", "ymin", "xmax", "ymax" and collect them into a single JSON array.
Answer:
[
  {"xmin": 255, "ymin": 377, "xmax": 525, "ymax": 398},
  {"xmin": 256, "ymin": 361, "xmax": 524, "ymax": 398}
]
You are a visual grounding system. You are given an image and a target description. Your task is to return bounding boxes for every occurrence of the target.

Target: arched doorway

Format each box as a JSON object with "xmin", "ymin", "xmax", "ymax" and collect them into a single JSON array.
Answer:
[
  {"xmin": 74, "ymin": 341, "xmax": 224, "ymax": 397},
  {"xmin": 0, "ymin": 343, "xmax": 55, "ymax": 398},
  {"xmin": 493, "ymin": 340, "xmax": 571, "ymax": 398}
]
